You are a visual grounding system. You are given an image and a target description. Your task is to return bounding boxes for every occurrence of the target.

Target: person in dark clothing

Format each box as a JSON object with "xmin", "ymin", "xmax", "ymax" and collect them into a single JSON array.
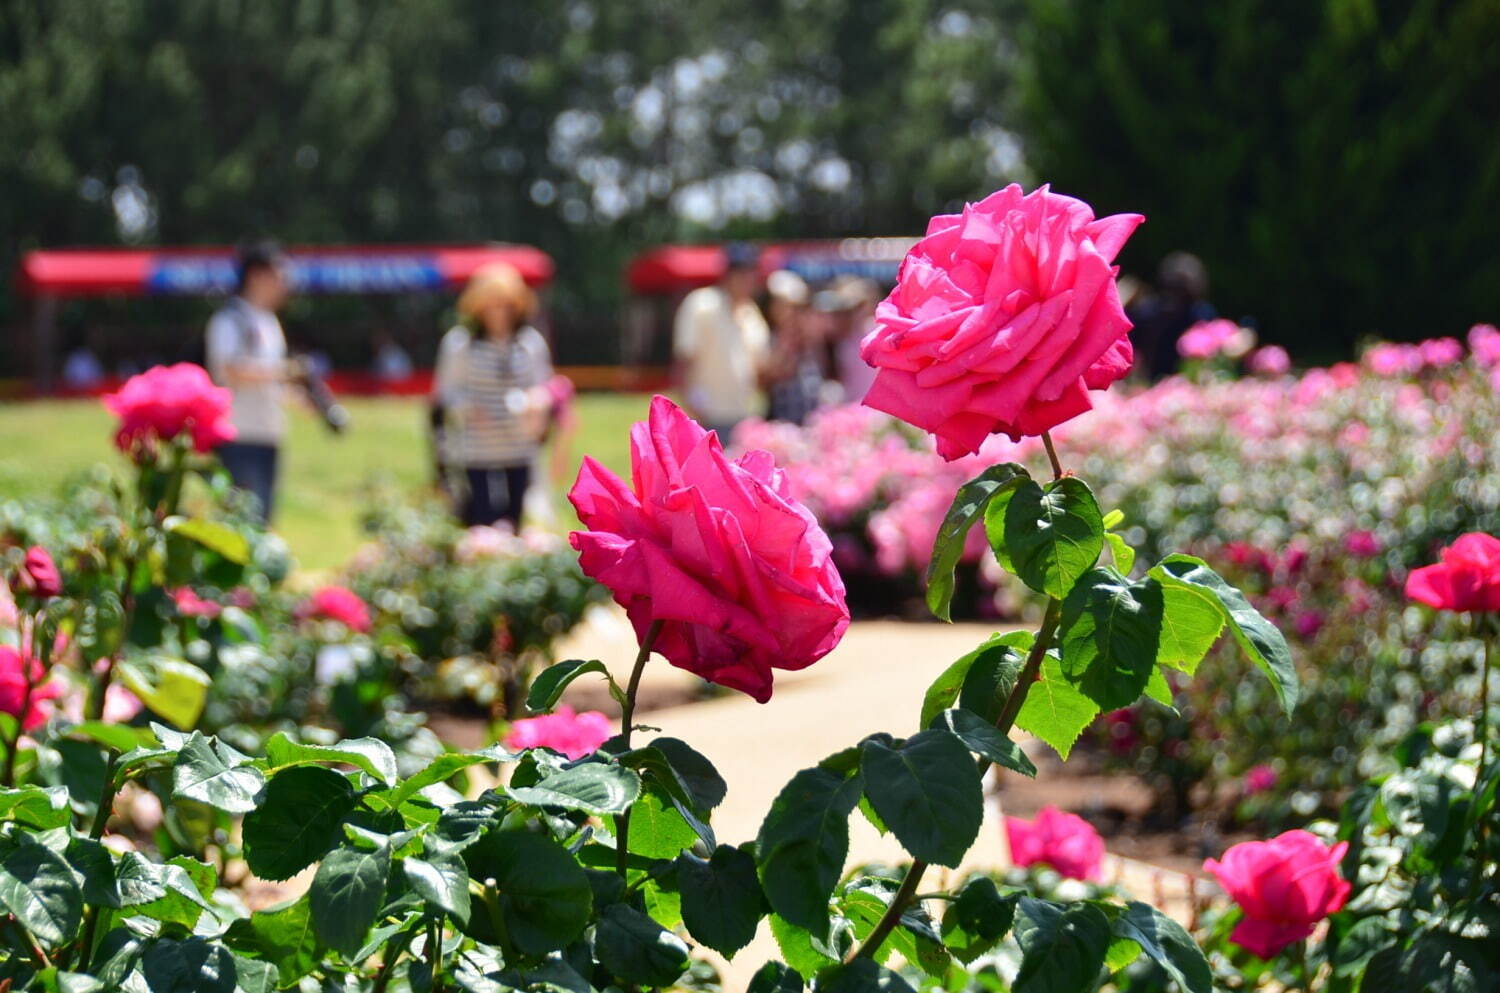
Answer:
[{"xmin": 1127, "ymin": 252, "xmax": 1216, "ymax": 380}]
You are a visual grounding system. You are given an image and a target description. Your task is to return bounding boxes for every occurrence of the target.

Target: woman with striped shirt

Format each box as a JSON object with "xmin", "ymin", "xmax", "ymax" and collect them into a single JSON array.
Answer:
[{"xmin": 433, "ymin": 263, "xmax": 553, "ymax": 528}]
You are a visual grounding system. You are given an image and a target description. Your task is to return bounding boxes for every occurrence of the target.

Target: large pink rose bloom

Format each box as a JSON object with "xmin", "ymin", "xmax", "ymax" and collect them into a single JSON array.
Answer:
[
  {"xmin": 860, "ymin": 184, "xmax": 1144, "ymax": 459},
  {"xmin": 569, "ymin": 396, "xmax": 849, "ymax": 702},
  {"xmin": 1404, "ymin": 532, "xmax": 1500, "ymax": 613},
  {"xmin": 103, "ymin": 363, "xmax": 236, "ymax": 454},
  {"xmin": 1005, "ymin": 806, "xmax": 1104, "ymax": 881},
  {"xmin": 1204, "ymin": 830, "xmax": 1350, "ymax": 958}
]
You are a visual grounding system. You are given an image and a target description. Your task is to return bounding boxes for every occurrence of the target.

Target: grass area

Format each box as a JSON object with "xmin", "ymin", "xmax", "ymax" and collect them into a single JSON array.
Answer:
[{"xmin": 0, "ymin": 392, "xmax": 652, "ymax": 572}]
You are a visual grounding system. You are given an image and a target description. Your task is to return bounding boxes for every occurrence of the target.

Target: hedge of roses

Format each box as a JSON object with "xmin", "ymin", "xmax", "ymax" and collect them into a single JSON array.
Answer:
[{"xmin": 737, "ymin": 330, "xmax": 1500, "ymax": 825}]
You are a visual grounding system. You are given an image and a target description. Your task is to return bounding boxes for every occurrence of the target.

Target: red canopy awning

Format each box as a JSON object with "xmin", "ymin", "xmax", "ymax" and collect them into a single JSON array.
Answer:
[
  {"xmin": 624, "ymin": 238, "xmax": 918, "ymax": 294},
  {"xmin": 17, "ymin": 243, "xmax": 555, "ymax": 298}
]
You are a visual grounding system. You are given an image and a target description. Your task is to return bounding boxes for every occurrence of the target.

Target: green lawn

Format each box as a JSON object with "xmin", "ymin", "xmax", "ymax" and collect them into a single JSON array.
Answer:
[{"xmin": 0, "ymin": 392, "xmax": 652, "ymax": 572}]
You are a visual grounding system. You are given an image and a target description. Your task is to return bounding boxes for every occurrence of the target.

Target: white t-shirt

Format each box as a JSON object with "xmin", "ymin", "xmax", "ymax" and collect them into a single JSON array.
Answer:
[
  {"xmin": 205, "ymin": 298, "xmax": 287, "ymax": 445},
  {"xmin": 672, "ymin": 286, "xmax": 770, "ymax": 425},
  {"xmin": 433, "ymin": 325, "xmax": 552, "ymax": 467}
]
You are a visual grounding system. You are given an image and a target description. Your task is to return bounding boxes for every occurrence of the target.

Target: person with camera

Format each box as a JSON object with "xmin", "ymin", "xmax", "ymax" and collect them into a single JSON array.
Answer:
[
  {"xmin": 205, "ymin": 241, "xmax": 295, "ymax": 523},
  {"xmin": 431, "ymin": 262, "xmax": 553, "ymax": 529}
]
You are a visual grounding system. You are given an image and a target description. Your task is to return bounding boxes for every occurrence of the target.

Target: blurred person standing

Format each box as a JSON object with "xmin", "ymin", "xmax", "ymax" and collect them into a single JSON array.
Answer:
[
  {"xmin": 1128, "ymin": 252, "xmax": 1215, "ymax": 379},
  {"xmin": 672, "ymin": 242, "xmax": 769, "ymax": 440},
  {"xmin": 371, "ymin": 330, "xmax": 413, "ymax": 382},
  {"xmin": 432, "ymin": 263, "xmax": 553, "ymax": 529},
  {"xmin": 205, "ymin": 241, "xmax": 293, "ymax": 522},
  {"xmin": 761, "ymin": 270, "xmax": 825, "ymax": 425},
  {"xmin": 827, "ymin": 276, "xmax": 881, "ymax": 404}
]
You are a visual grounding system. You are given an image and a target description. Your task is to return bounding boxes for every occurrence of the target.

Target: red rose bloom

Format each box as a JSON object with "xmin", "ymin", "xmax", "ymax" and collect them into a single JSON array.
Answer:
[
  {"xmin": 298, "ymin": 586, "xmax": 372, "ymax": 633},
  {"xmin": 1204, "ymin": 830, "xmax": 1350, "ymax": 958},
  {"xmin": 1404, "ymin": 532, "xmax": 1500, "ymax": 613},
  {"xmin": 0, "ymin": 646, "xmax": 61, "ymax": 732},
  {"xmin": 17, "ymin": 546, "xmax": 62, "ymax": 598}
]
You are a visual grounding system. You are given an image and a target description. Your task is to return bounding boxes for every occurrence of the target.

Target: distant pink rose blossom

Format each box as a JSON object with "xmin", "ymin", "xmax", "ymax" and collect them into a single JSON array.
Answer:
[
  {"xmin": 0, "ymin": 646, "xmax": 61, "ymax": 731},
  {"xmin": 14, "ymin": 546, "xmax": 62, "ymax": 599},
  {"xmin": 1364, "ymin": 342, "xmax": 1422, "ymax": 377},
  {"xmin": 226, "ymin": 587, "xmax": 257, "ymax": 610},
  {"xmin": 504, "ymin": 706, "xmax": 613, "ymax": 759},
  {"xmin": 1205, "ymin": 830, "xmax": 1350, "ymax": 958},
  {"xmin": 1247, "ymin": 345, "xmax": 1291, "ymax": 377},
  {"xmin": 1244, "ymin": 765, "xmax": 1278, "ymax": 795},
  {"xmin": 860, "ymin": 184, "xmax": 1144, "ymax": 459},
  {"xmin": 1468, "ymin": 323, "xmax": 1500, "ymax": 367},
  {"xmin": 171, "ymin": 588, "xmax": 222, "ymax": 619},
  {"xmin": 1294, "ymin": 610, "xmax": 1325, "ymax": 640},
  {"xmin": 298, "ymin": 586, "xmax": 372, "ymax": 633},
  {"xmin": 1404, "ymin": 533, "xmax": 1500, "ymax": 613},
  {"xmin": 1177, "ymin": 319, "xmax": 1241, "ymax": 360},
  {"xmin": 102, "ymin": 363, "xmax": 236, "ymax": 454},
  {"xmin": 1343, "ymin": 530, "xmax": 1381, "ymax": 558},
  {"xmin": 569, "ymin": 396, "xmax": 849, "ymax": 702},
  {"xmin": 1005, "ymin": 806, "xmax": 1105, "ymax": 881},
  {"xmin": 1419, "ymin": 336, "xmax": 1464, "ymax": 368}
]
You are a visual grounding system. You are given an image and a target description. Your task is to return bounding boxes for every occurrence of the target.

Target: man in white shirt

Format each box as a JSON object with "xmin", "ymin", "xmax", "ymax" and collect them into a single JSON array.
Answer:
[
  {"xmin": 205, "ymin": 241, "xmax": 292, "ymax": 522},
  {"xmin": 672, "ymin": 242, "xmax": 770, "ymax": 440}
]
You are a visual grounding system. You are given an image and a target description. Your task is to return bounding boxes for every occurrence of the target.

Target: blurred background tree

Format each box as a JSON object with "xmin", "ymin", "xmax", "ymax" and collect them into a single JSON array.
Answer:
[
  {"xmin": 2, "ymin": 0, "xmax": 1496, "ymax": 361},
  {"xmin": 1017, "ymin": 0, "xmax": 1500, "ymax": 355}
]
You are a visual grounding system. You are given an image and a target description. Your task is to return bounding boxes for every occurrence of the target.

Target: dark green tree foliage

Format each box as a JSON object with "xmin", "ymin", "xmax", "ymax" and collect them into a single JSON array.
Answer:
[
  {"xmin": 0, "ymin": 0, "xmax": 1022, "ymax": 336},
  {"xmin": 1017, "ymin": 0, "xmax": 1500, "ymax": 352}
]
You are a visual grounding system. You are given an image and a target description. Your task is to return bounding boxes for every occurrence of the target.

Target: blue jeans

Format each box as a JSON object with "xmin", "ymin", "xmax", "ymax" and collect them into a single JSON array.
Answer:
[{"xmin": 220, "ymin": 442, "xmax": 279, "ymax": 523}]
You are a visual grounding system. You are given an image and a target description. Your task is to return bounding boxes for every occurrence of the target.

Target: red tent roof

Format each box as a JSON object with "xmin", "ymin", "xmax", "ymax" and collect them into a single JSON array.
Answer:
[
  {"xmin": 18, "ymin": 243, "xmax": 554, "ymax": 298},
  {"xmin": 624, "ymin": 238, "xmax": 918, "ymax": 294}
]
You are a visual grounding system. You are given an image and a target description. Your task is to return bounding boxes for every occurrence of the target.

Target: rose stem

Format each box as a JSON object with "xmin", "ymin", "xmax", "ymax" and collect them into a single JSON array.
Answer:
[
  {"xmin": 615, "ymin": 618, "xmax": 664, "ymax": 878},
  {"xmin": 850, "ymin": 596, "xmax": 1064, "ymax": 962},
  {"xmin": 1042, "ymin": 431, "xmax": 1064, "ymax": 480}
]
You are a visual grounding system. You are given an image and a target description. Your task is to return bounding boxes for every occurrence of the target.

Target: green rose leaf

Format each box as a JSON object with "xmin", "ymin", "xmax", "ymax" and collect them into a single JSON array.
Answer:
[
  {"xmin": 229, "ymin": 954, "xmax": 279, "ymax": 993},
  {"xmin": 263, "ymin": 733, "xmax": 399, "ymax": 786},
  {"xmin": 0, "ymin": 834, "xmax": 83, "ymax": 948},
  {"xmin": 1014, "ymin": 652, "xmax": 1099, "ymax": 759},
  {"xmin": 404, "ymin": 852, "xmax": 472, "ymax": 925},
  {"xmin": 747, "ymin": 961, "xmax": 805, "ymax": 993},
  {"xmin": 929, "ymin": 708, "xmax": 1037, "ymax": 777},
  {"xmin": 381, "ymin": 745, "xmax": 515, "ymax": 809},
  {"xmin": 140, "ymin": 936, "xmax": 237, "ymax": 993},
  {"xmin": 242, "ymin": 766, "xmax": 356, "ymax": 882},
  {"xmin": 860, "ymin": 729, "xmax": 983, "ymax": 867},
  {"xmin": 926, "ymin": 463, "xmax": 1030, "ymax": 621},
  {"xmin": 119, "ymin": 656, "xmax": 212, "ymax": 730},
  {"xmin": 650, "ymin": 736, "xmax": 728, "ymax": 812},
  {"xmin": 921, "ymin": 632, "xmax": 1027, "ymax": 727},
  {"xmin": 769, "ymin": 914, "xmax": 837, "ymax": 978},
  {"xmin": 0, "ymin": 786, "xmax": 72, "ymax": 829},
  {"xmin": 127, "ymin": 857, "xmax": 218, "ymax": 929},
  {"xmin": 507, "ymin": 762, "xmax": 642, "ymax": 816},
  {"xmin": 1112, "ymin": 901, "xmax": 1212, "ymax": 993},
  {"xmin": 1155, "ymin": 582, "xmax": 1225, "ymax": 673},
  {"xmin": 69, "ymin": 721, "xmax": 148, "ymax": 753},
  {"xmin": 526, "ymin": 659, "xmax": 612, "ymax": 712},
  {"xmin": 678, "ymin": 844, "xmax": 765, "ymax": 958},
  {"xmin": 594, "ymin": 903, "xmax": 691, "ymax": 987},
  {"xmin": 1150, "ymin": 555, "xmax": 1300, "ymax": 712},
  {"xmin": 460, "ymin": 829, "xmax": 593, "ymax": 956},
  {"xmin": 1001, "ymin": 477, "xmax": 1105, "ymax": 598},
  {"xmin": 165, "ymin": 516, "xmax": 251, "ymax": 564},
  {"xmin": 941, "ymin": 876, "xmax": 1020, "ymax": 963},
  {"xmin": 816, "ymin": 959, "xmax": 917, "ymax": 993},
  {"xmin": 1104, "ymin": 531, "xmax": 1136, "ymax": 575},
  {"xmin": 1058, "ymin": 567, "xmax": 1164, "ymax": 711},
  {"xmin": 172, "ymin": 733, "xmax": 265, "ymax": 814},
  {"xmin": 223, "ymin": 896, "xmax": 324, "ymax": 987},
  {"xmin": 625, "ymin": 785, "xmax": 701, "ymax": 859},
  {"xmin": 756, "ymin": 767, "xmax": 862, "ymax": 933},
  {"xmin": 308, "ymin": 844, "xmax": 392, "ymax": 956},
  {"xmin": 1012, "ymin": 897, "xmax": 1112, "ymax": 993}
]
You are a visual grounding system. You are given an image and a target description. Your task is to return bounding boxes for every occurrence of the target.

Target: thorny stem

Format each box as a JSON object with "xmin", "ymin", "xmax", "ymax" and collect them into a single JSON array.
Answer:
[
  {"xmin": 850, "ymin": 596, "xmax": 1064, "ymax": 962},
  {"xmin": 615, "ymin": 619, "xmax": 664, "ymax": 879}
]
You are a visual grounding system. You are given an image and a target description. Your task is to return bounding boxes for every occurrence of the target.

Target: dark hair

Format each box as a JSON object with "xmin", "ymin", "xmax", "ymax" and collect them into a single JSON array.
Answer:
[
  {"xmin": 235, "ymin": 239, "xmax": 287, "ymax": 292},
  {"xmin": 723, "ymin": 241, "xmax": 760, "ymax": 272}
]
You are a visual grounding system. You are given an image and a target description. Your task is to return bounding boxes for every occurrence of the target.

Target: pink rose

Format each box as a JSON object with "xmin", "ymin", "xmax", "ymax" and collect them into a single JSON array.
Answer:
[
  {"xmin": 1177, "ymin": 319, "xmax": 1241, "ymax": 360},
  {"xmin": 1342, "ymin": 530, "xmax": 1381, "ymax": 558},
  {"xmin": 504, "ymin": 706, "xmax": 613, "ymax": 759},
  {"xmin": 102, "ymin": 363, "xmax": 236, "ymax": 454},
  {"xmin": 0, "ymin": 646, "xmax": 61, "ymax": 731},
  {"xmin": 1243, "ymin": 764, "xmax": 1278, "ymax": 795},
  {"xmin": 1404, "ymin": 532, "xmax": 1500, "ymax": 613},
  {"xmin": 298, "ymin": 586, "xmax": 372, "ymax": 633},
  {"xmin": 1418, "ymin": 336, "xmax": 1463, "ymax": 368},
  {"xmin": 1204, "ymin": 830, "xmax": 1350, "ymax": 958},
  {"xmin": 171, "ymin": 588, "xmax": 223, "ymax": 619},
  {"xmin": 1363, "ymin": 342, "xmax": 1422, "ymax": 378},
  {"xmin": 569, "ymin": 396, "xmax": 849, "ymax": 702},
  {"xmin": 1468, "ymin": 323, "xmax": 1500, "ymax": 367},
  {"xmin": 860, "ymin": 184, "xmax": 1144, "ymax": 459},
  {"xmin": 1247, "ymin": 345, "xmax": 1291, "ymax": 377},
  {"xmin": 15, "ymin": 546, "xmax": 62, "ymax": 599},
  {"xmin": 1005, "ymin": 806, "xmax": 1105, "ymax": 881}
]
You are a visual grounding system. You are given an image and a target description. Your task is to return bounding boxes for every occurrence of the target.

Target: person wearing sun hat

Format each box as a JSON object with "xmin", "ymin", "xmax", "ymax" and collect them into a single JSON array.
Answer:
[{"xmin": 431, "ymin": 263, "xmax": 554, "ymax": 528}]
